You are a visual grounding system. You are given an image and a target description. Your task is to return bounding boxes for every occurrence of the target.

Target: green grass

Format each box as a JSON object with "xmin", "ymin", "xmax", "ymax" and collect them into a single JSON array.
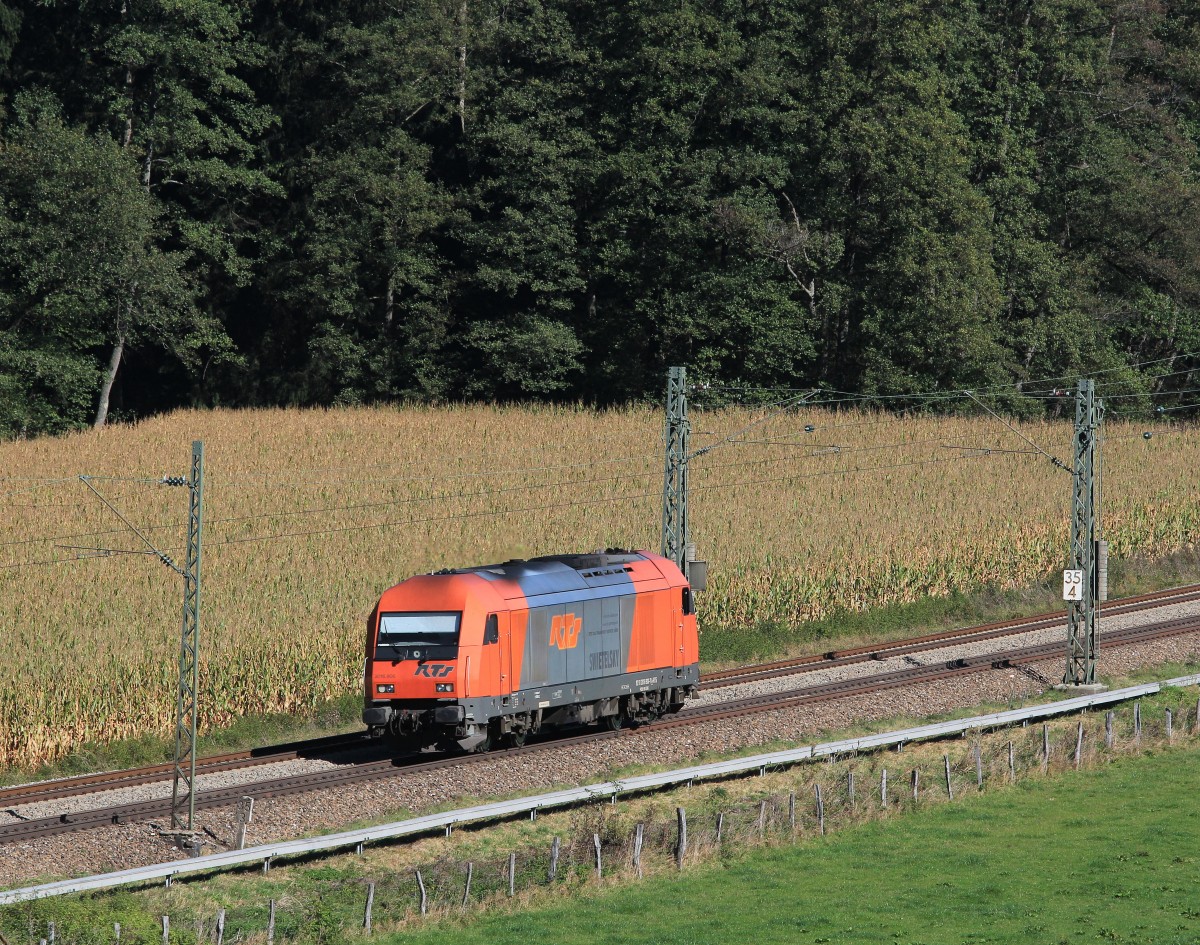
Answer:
[
  {"xmin": 4, "ymin": 691, "xmax": 1199, "ymax": 944},
  {"xmin": 396, "ymin": 746, "xmax": 1200, "ymax": 945}
]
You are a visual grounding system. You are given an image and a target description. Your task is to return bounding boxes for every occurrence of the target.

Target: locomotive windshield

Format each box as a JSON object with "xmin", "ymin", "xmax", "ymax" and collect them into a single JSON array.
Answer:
[{"xmin": 376, "ymin": 612, "xmax": 461, "ymax": 661}]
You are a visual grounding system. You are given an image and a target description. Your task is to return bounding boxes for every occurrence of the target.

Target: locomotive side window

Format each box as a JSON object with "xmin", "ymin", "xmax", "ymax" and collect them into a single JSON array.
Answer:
[
  {"xmin": 376, "ymin": 612, "xmax": 461, "ymax": 660},
  {"xmin": 682, "ymin": 587, "xmax": 694, "ymax": 616},
  {"xmin": 484, "ymin": 613, "xmax": 499, "ymax": 645}
]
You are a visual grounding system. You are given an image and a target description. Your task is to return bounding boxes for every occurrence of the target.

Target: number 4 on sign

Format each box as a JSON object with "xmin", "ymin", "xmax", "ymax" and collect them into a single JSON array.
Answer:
[{"xmin": 1063, "ymin": 569, "xmax": 1084, "ymax": 601}]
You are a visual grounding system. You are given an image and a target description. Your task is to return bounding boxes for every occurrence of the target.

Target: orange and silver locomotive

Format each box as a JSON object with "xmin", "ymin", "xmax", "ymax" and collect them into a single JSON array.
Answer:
[{"xmin": 362, "ymin": 551, "xmax": 701, "ymax": 751}]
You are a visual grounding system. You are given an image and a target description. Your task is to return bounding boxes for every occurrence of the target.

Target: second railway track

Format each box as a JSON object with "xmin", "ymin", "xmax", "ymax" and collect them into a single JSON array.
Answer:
[
  {"xmin": 4, "ymin": 599, "xmax": 1200, "ymax": 846},
  {"xmin": 10, "ymin": 579, "xmax": 1190, "ymax": 813}
]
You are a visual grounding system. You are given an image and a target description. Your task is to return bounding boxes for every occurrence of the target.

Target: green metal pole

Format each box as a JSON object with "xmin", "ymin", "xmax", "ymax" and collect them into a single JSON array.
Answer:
[
  {"xmin": 171, "ymin": 440, "xmax": 204, "ymax": 832},
  {"xmin": 661, "ymin": 367, "xmax": 690, "ymax": 574},
  {"xmin": 1064, "ymin": 382, "xmax": 1100, "ymax": 686}
]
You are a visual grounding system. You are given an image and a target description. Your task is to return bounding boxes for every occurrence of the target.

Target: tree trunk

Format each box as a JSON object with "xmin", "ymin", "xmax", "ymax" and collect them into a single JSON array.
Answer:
[
  {"xmin": 94, "ymin": 332, "xmax": 126, "ymax": 429},
  {"xmin": 457, "ymin": 0, "xmax": 468, "ymax": 134},
  {"xmin": 142, "ymin": 141, "xmax": 154, "ymax": 190}
]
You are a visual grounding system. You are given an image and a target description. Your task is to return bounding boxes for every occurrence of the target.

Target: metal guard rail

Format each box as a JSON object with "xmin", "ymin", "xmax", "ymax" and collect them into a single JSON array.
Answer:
[{"xmin": 3, "ymin": 671, "xmax": 1198, "ymax": 905}]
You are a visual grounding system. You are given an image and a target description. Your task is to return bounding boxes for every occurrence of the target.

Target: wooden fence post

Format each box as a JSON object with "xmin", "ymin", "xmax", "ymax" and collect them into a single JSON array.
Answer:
[
  {"xmin": 911, "ymin": 768, "xmax": 919, "ymax": 800},
  {"xmin": 1074, "ymin": 720, "xmax": 1084, "ymax": 769},
  {"xmin": 417, "ymin": 869, "xmax": 428, "ymax": 915},
  {"xmin": 267, "ymin": 901, "xmax": 275, "ymax": 945},
  {"xmin": 1007, "ymin": 741, "xmax": 1015, "ymax": 783},
  {"xmin": 815, "ymin": 783, "xmax": 825, "ymax": 835},
  {"xmin": 633, "ymin": 824, "xmax": 644, "ymax": 878},
  {"xmin": 549, "ymin": 837, "xmax": 560, "ymax": 882},
  {"xmin": 788, "ymin": 791, "xmax": 796, "ymax": 832},
  {"xmin": 1134, "ymin": 701, "xmax": 1141, "ymax": 740},
  {"xmin": 364, "ymin": 883, "xmax": 375, "ymax": 934},
  {"xmin": 48, "ymin": 923, "xmax": 55, "ymax": 945},
  {"xmin": 847, "ymin": 770, "xmax": 855, "ymax": 809},
  {"xmin": 216, "ymin": 910, "xmax": 225, "ymax": 945},
  {"xmin": 944, "ymin": 755, "xmax": 953, "ymax": 800},
  {"xmin": 507, "ymin": 853, "xmax": 516, "ymax": 898},
  {"xmin": 462, "ymin": 863, "xmax": 473, "ymax": 907},
  {"xmin": 593, "ymin": 834, "xmax": 602, "ymax": 880},
  {"xmin": 715, "ymin": 812, "xmax": 724, "ymax": 844},
  {"xmin": 757, "ymin": 800, "xmax": 767, "ymax": 838},
  {"xmin": 161, "ymin": 916, "xmax": 169, "ymax": 945},
  {"xmin": 881, "ymin": 768, "xmax": 888, "ymax": 808},
  {"xmin": 1166, "ymin": 708, "xmax": 1173, "ymax": 742},
  {"xmin": 974, "ymin": 742, "xmax": 983, "ymax": 789},
  {"xmin": 676, "ymin": 807, "xmax": 688, "ymax": 869},
  {"xmin": 1042, "ymin": 724, "xmax": 1050, "ymax": 772},
  {"xmin": 114, "ymin": 923, "xmax": 120, "ymax": 945},
  {"xmin": 1105, "ymin": 711, "xmax": 1114, "ymax": 750}
]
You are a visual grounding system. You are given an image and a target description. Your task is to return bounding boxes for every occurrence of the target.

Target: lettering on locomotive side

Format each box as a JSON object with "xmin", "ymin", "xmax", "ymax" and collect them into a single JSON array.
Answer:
[
  {"xmin": 413, "ymin": 664, "xmax": 454, "ymax": 677},
  {"xmin": 549, "ymin": 613, "xmax": 582, "ymax": 649},
  {"xmin": 589, "ymin": 649, "xmax": 621, "ymax": 672}
]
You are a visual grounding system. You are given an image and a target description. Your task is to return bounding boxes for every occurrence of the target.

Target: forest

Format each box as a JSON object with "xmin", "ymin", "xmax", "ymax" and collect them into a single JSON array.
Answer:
[{"xmin": 0, "ymin": 0, "xmax": 1198, "ymax": 435}]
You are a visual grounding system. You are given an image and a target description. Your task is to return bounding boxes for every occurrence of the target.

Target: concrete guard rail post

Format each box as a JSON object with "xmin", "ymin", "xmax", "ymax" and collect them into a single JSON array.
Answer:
[{"xmin": 3, "ymin": 672, "xmax": 1199, "ymax": 905}]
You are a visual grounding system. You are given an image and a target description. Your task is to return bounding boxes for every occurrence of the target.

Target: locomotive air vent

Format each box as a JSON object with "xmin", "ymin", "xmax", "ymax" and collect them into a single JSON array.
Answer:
[{"xmin": 580, "ymin": 565, "xmax": 634, "ymax": 578}]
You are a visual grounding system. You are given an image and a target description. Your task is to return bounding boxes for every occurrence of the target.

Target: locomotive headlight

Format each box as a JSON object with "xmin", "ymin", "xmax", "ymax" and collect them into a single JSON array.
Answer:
[
  {"xmin": 435, "ymin": 683, "xmax": 454, "ymax": 693},
  {"xmin": 376, "ymin": 684, "xmax": 394, "ymax": 694}
]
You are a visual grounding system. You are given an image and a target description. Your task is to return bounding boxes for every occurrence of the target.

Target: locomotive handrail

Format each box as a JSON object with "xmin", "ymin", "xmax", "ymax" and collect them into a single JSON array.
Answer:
[{"xmin": 3, "ymin": 671, "xmax": 1198, "ymax": 904}]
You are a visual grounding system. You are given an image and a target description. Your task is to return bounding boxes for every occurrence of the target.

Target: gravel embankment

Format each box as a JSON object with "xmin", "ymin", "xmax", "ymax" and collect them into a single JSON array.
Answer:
[{"xmin": 3, "ymin": 609, "xmax": 1199, "ymax": 888}]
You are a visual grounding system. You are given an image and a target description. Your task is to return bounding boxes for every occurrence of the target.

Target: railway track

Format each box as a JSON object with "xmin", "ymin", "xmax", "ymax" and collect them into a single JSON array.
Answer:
[
  {"xmin": 702, "ymin": 581, "xmax": 1200, "ymax": 689},
  {"xmin": 16, "ymin": 583, "xmax": 1191, "ymax": 814},
  {"xmin": 0, "ymin": 732, "xmax": 372, "ymax": 811},
  {"xmin": 4, "ymin": 602, "xmax": 1200, "ymax": 845},
  {"xmin": 11, "ymin": 582, "xmax": 1187, "ymax": 815}
]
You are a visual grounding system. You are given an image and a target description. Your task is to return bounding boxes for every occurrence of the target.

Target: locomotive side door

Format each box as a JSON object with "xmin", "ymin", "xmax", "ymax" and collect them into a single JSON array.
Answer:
[
  {"xmin": 671, "ymin": 586, "xmax": 685, "ymax": 668},
  {"xmin": 495, "ymin": 611, "xmax": 513, "ymax": 695}
]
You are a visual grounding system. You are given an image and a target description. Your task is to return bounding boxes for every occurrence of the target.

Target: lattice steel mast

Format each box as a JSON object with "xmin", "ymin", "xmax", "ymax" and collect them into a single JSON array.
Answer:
[
  {"xmin": 662, "ymin": 366, "xmax": 690, "ymax": 575},
  {"xmin": 171, "ymin": 440, "xmax": 205, "ymax": 832},
  {"xmin": 1064, "ymin": 380, "xmax": 1102, "ymax": 686}
]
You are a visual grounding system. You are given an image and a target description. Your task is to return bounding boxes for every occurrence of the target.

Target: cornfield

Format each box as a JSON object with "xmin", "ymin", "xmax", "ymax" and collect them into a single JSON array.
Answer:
[{"xmin": 1, "ymin": 403, "xmax": 1196, "ymax": 768}]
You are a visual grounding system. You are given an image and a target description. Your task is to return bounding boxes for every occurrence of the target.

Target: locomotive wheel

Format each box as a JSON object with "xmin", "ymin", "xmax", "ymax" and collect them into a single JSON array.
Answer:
[
  {"xmin": 473, "ymin": 719, "xmax": 502, "ymax": 753},
  {"xmin": 602, "ymin": 711, "xmax": 624, "ymax": 731}
]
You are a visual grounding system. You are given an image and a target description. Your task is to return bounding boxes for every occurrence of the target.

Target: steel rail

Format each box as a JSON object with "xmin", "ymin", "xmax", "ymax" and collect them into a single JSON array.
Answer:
[
  {"xmin": 8, "ymin": 579, "xmax": 1196, "ymax": 812},
  {"xmin": 4, "ymin": 612, "xmax": 1198, "ymax": 845},
  {"xmin": 702, "ymin": 582, "xmax": 1200, "ymax": 688},
  {"xmin": 4, "ymin": 670, "xmax": 1199, "ymax": 905},
  {"xmin": 0, "ymin": 733, "xmax": 368, "ymax": 808}
]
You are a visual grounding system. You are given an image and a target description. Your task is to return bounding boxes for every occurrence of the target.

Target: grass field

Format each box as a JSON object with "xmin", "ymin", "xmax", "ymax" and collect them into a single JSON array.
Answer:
[
  {"xmin": 391, "ymin": 744, "xmax": 1200, "ymax": 945},
  {"xmin": 1, "ymin": 403, "xmax": 1198, "ymax": 769}
]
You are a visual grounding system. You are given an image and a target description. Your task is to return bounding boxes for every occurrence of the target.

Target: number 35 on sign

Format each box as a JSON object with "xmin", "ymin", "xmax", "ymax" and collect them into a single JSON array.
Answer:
[{"xmin": 1062, "ymin": 569, "xmax": 1084, "ymax": 601}]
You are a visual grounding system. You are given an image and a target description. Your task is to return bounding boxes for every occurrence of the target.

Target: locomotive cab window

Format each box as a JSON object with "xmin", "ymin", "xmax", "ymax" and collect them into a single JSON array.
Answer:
[
  {"xmin": 376, "ymin": 612, "xmax": 461, "ymax": 661},
  {"xmin": 682, "ymin": 587, "xmax": 694, "ymax": 616},
  {"xmin": 483, "ymin": 613, "xmax": 499, "ymax": 645}
]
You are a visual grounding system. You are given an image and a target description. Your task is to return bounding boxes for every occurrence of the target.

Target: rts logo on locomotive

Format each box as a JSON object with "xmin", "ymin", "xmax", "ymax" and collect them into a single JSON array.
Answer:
[
  {"xmin": 549, "ymin": 613, "xmax": 582, "ymax": 649},
  {"xmin": 412, "ymin": 663, "xmax": 454, "ymax": 677}
]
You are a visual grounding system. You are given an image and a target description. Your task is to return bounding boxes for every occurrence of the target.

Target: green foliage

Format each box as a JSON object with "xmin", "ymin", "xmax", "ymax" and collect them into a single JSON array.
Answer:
[
  {"xmin": 0, "ymin": 92, "xmax": 199, "ymax": 434},
  {"xmin": 392, "ymin": 744, "xmax": 1200, "ymax": 945},
  {"xmin": 3, "ymin": 0, "xmax": 1200, "ymax": 427}
]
